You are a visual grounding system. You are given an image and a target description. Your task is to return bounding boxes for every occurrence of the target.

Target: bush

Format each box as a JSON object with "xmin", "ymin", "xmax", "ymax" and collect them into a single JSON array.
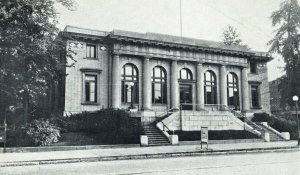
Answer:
[
  {"xmin": 6, "ymin": 127, "xmax": 33, "ymax": 147},
  {"xmin": 251, "ymin": 113, "xmax": 274, "ymax": 124},
  {"xmin": 53, "ymin": 109, "xmax": 143, "ymax": 144},
  {"xmin": 252, "ymin": 112, "xmax": 298, "ymax": 140},
  {"xmin": 7, "ymin": 109, "xmax": 143, "ymax": 146},
  {"xmin": 25, "ymin": 119, "xmax": 61, "ymax": 146}
]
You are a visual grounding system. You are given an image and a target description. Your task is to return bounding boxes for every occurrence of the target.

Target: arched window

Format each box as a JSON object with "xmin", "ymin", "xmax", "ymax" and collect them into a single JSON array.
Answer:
[
  {"xmin": 204, "ymin": 71, "xmax": 217, "ymax": 104},
  {"xmin": 179, "ymin": 68, "xmax": 192, "ymax": 80},
  {"xmin": 227, "ymin": 72, "xmax": 239, "ymax": 109},
  {"xmin": 152, "ymin": 66, "xmax": 167, "ymax": 104},
  {"xmin": 121, "ymin": 64, "xmax": 138, "ymax": 103}
]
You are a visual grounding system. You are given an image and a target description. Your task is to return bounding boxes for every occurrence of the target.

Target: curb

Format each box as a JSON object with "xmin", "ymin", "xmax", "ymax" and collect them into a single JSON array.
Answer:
[
  {"xmin": 1, "ymin": 146, "xmax": 299, "ymax": 167},
  {"xmin": 0, "ymin": 144, "xmax": 140, "ymax": 153}
]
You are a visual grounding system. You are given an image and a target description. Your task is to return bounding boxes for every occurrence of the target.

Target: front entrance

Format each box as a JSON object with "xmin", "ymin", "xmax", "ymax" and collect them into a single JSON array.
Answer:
[{"xmin": 180, "ymin": 84, "xmax": 193, "ymax": 110}]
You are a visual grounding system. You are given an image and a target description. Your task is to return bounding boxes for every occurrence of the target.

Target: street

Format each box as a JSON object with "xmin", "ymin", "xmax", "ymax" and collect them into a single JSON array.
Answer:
[{"xmin": 1, "ymin": 151, "xmax": 300, "ymax": 175}]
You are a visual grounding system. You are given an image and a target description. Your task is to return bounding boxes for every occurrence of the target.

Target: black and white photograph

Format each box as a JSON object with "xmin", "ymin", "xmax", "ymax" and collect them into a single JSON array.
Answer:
[{"xmin": 0, "ymin": 0, "xmax": 300, "ymax": 174}]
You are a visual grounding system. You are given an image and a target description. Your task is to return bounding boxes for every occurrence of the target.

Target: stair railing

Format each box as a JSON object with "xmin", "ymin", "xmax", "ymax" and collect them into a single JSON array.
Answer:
[
  {"xmin": 155, "ymin": 105, "xmax": 181, "ymax": 123},
  {"xmin": 221, "ymin": 105, "xmax": 264, "ymax": 131},
  {"xmin": 178, "ymin": 103, "xmax": 264, "ymax": 131},
  {"xmin": 154, "ymin": 105, "xmax": 181, "ymax": 134}
]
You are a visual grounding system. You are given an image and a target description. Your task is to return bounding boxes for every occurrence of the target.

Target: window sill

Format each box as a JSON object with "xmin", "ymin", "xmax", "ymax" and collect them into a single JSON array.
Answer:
[
  {"xmin": 81, "ymin": 102, "xmax": 99, "ymax": 106},
  {"xmin": 251, "ymin": 107, "xmax": 262, "ymax": 110},
  {"xmin": 84, "ymin": 57, "xmax": 98, "ymax": 60},
  {"xmin": 152, "ymin": 103, "xmax": 167, "ymax": 106}
]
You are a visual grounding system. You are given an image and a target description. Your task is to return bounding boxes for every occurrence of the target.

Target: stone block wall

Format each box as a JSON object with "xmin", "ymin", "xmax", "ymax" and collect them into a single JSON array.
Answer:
[
  {"xmin": 162, "ymin": 110, "xmax": 244, "ymax": 131},
  {"xmin": 248, "ymin": 61, "xmax": 271, "ymax": 114},
  {"xmin": 64, "ymin": 40, "xmax": 109, "ymax": 114}
]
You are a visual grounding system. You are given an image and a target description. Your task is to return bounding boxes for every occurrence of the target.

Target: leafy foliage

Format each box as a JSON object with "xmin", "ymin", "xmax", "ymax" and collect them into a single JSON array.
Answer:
[
  {"xmin": 252, "ymin": 112, "xmax": 298, "ymax": 139},
  {"xmin": 221, "ymin": 25, "xmax": 242, "ymax": 45},
  {"xmin": 51, "ymin": 109, "xmax": 143, "ymax": 144},
  {"xmin": 268, "ymin": 0, "xmax": 300, "ymax": 107},
  {"xmin": 0, "ymin": 0, "xmax": 74, "ymax": 122},
  {"xmin": 25, "ymin": 119, "xmax": 61, "ymax": 146}
]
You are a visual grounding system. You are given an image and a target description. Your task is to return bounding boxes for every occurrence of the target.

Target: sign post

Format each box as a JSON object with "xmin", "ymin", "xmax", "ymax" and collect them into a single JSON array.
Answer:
[{"xmin": 201, "ymin": 127, "xmax": 208, "ymax": 149}]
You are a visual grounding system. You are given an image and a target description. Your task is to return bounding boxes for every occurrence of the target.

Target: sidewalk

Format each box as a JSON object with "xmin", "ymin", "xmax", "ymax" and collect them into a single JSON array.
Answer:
[{"xmin": 0, "ymin": 141, "xmax": 298, "ymax": 167}]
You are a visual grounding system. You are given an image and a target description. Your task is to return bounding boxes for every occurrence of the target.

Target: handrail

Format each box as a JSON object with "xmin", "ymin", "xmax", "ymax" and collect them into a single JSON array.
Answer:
[
  {"xmin": 155, "ymin": 103, "xmax": 264, "ymax": 135},
  {"xmin": 155, "ymin": 104, "xmax": 181, "ymax": 122},
  {"xmin": 154, "ymin": 105, "xmax": 181, "ymax": 134},
  {"xmin": 160, "ymin": 121, "xmax": 173, "ymax": 133},
  {"xmin": 177, "ymin": 103, "xmax": 264, "ymax": 131},
  {"xmin": 221, "ymin": 105, "xmax": 264, "ymax": 131}
]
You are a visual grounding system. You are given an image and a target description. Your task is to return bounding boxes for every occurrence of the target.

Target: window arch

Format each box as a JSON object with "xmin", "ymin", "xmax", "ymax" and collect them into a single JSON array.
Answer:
[
  {"xmin": 204, "ymin": 71, "xmax": 217, "ymax": 104},
  {"xmin": 121, "ymin": 63, "xmax": 139, "ymax": 103},
  {"xmin": 227, "ymin": 72, "xmax": 239, "ymax": 109},
  {"xmin": 179, "ymin": 68, "xmax": 193, "ymax": 80},
  {"xmin": 152, "ymin": 66, "xmax": 167, "ymax": 104}
]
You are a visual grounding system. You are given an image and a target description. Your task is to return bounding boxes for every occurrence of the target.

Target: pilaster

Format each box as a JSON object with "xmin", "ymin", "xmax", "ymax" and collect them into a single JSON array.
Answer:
[
  {"xmin": 219, "ymin": 65, "xmax": 227, "ymax": 106},
  {"xmin": 171, "ymin": 60, "xmax": 179, "ymax": 108},
  {"xmin": 143, "ymin": 57, "xmax": 151, "ymax": 110},
  {"xmin": 111, "ymin": 54, "xmax": 120, "ymax": 108},
  {"xmin": 241, "ymin": 67, "xmax": 250, "ymax": 112},
  {"xmin": 196, "ymin": 63, "xmax": 203, "ymax": 110}
]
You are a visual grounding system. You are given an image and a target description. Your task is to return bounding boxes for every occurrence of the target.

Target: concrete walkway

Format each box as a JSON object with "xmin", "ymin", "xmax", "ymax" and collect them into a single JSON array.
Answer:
[{"xmin": 0, "ymin": 141, "xmax": 298, "ymax": 167}]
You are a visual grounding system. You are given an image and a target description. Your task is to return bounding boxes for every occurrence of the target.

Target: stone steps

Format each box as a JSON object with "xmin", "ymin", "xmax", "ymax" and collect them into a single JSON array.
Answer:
[
  {"xmin": 143, "ymin": 125, "xmax": 170, "ymax": 146},
  {"xmin": 256, "ymin": 123, "xmax": 285, "ymax": 141}
]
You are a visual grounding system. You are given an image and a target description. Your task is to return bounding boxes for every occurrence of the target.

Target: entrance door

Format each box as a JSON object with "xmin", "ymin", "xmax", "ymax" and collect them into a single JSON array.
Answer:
[{"xmin": 180, "ymin": 84, "xmax": 193, "ymax": 110}]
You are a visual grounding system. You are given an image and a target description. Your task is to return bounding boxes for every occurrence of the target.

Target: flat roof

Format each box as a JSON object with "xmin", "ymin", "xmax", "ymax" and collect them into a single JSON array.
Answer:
[{"xmin": 63, "ymin": 25, "xmax": 271, "ymax": 60}]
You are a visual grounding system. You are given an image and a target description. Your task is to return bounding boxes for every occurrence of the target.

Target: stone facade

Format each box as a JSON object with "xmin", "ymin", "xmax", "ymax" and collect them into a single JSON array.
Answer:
[
  {"xmin": 60, "ymin": 26, "xmax": 272, "ymax": 119},
  {"xmin": 161, "ymin": 111, "xmax": 245, "ymax": 131}
]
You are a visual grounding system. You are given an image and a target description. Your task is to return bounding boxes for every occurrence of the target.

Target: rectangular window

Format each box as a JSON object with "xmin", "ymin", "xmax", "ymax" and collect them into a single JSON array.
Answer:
[
  {"xmin": 86, "ymin": 44, "xmax": 96, "ymax": 58},
  {"xmin": 250, "ymin": 62, "xmax": 257, "ymax": 73},
  {"xmin": 251, "ymin": 85, "xmax": 259, "ymax": 108},
  {"xmin": 85, "ymin": 75, "xmax": 97, "ymax": 103}
]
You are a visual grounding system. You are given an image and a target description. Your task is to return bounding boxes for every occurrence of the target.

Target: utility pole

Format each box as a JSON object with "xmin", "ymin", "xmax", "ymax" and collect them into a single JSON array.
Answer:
[{"xmin": 179, "ymin": 0, "xmax": 183, "ymax": 38}]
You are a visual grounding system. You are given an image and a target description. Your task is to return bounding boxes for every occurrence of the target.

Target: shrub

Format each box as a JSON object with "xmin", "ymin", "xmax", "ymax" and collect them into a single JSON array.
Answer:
[
  {"xmin": 25, "ymin": 119, "xmax": 61, "ymax": 146},
  {"xmin": 6, "ymin": 127, "xmax": 33, "ymax": 147},
  {"xmin": 252, "ymin": 112, "xmax": 298, "ymax": 140},
  {"xmin": 55, "ymin": 109, "xmax": 143, "ymax": 144},
  {"xmin": 251, "ymin": 113, "xmax": 274, "ymax": 124}
]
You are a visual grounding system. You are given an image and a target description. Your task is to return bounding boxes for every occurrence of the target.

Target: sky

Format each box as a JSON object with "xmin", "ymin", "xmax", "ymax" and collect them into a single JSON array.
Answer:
[{"xmin": 56, "ymin": 0, "xmax": 288, "ymax": 81}]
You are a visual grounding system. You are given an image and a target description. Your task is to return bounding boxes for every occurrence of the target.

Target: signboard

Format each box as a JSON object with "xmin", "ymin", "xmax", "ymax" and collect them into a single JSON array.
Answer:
[
  {"xmin": 201, "ymin": 127, "xmax": 208, "ymax": 142},
  {"xmin": 201, "ymin": 127, "xmax": 208, "ymax": 149}
]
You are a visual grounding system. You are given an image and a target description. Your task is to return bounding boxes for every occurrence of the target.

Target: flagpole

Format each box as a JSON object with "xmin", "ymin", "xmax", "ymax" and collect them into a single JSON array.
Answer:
[{"xmin": 179, "ymin": 0, "xmax": 183, "ymax": 38}]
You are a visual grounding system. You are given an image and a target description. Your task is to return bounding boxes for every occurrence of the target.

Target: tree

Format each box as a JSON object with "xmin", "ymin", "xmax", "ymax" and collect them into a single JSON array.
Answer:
[
  {"xmin": 221, "ymin": 25, "xmax": 242, "ymax": 45},
  {"xmin": 0, "ymin": 0, "xmax": 74, "ymax": 123},
  {"xmin": 268, "ymin": 0, "xmax": 300, "ymax": 108}
]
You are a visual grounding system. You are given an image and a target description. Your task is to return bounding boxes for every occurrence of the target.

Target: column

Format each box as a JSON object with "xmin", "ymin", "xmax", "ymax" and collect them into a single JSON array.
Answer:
[
  {"xmin": 111, "ymin": 54, "xmax": 120, "ymax": 108},
  {"xmin": 171, "ymin": 60, "xmax": 179, "ymax": 108},
  {"xmin": 196, "ymin": 63, "xmax": 203, "ymax": 110},
  {"xmin": 241, "ymin": 67, "xmax": 250, "ymax": 112},
  {"xmin": 143, "ymin": 57, "xmax": 151, "ymax": 110},
  {"xmin": 219, "ymin": 65, "xmax": 227, "ymax": 107}
]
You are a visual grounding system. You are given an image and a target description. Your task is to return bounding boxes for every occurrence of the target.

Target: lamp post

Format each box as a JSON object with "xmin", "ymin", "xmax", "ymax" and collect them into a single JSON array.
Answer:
[
  {"xmin": 292, "ymin": 95, "xmax": 299, "ymax": 146},
  {"xmin": 128, "ymin": 82, "xmax": 135, "ymax": 109}
]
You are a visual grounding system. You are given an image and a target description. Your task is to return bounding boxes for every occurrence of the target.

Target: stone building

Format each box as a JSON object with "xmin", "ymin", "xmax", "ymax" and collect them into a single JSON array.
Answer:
[{"xmin": 59, "ymin": 26, "xmax": 275, "ymax": 136}]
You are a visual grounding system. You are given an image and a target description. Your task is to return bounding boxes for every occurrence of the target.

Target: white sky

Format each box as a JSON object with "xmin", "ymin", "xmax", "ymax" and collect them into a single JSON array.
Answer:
[{"xmin": 56, "ymin": 0, "xmax": 289, "ymax": 81}]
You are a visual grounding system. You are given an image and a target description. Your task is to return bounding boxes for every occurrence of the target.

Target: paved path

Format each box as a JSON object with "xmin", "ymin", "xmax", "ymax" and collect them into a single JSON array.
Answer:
[
  {"xmin": 1, "ymin": 149, "xmax": 300, "ymax": 175},
  {"xmin": 0, "ymin": 141, "xmax": 297, "ymax": 164}
]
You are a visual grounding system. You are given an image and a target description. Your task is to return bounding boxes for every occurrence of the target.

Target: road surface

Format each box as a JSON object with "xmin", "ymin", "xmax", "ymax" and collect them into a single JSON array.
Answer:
[{"xmin": 1, "ymin": 151, "xmax": 300, "ymax": 175}]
